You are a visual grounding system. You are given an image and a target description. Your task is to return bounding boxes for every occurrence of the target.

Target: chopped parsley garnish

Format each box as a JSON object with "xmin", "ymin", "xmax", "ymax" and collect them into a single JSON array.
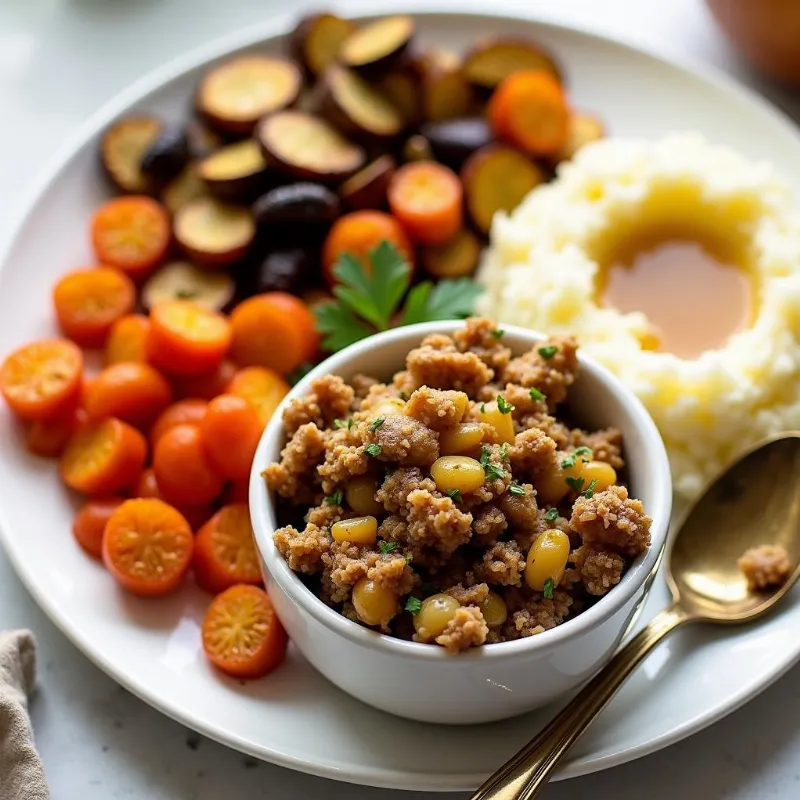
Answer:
[
  {"xmin": 378, "ymin": 541, "xmax": 398, "ymax": 554},
  {"xmin": 582, "ymin": 478, "xmax": 599, "ymax": 499},
  {"xmin": 479, "ymin": 445, "xmax": 492, "ymax": 467},
  {"xmin": 545, "ymin": 508, "xmax": 559, "ymax": 522},
  {"xmin": 405, "ymin": 554, "xmax": 413, "ymax": 564},
  {"xmin": 405, "ymin": 596, "xmax": 422, "ymax": 614},
  {"xmin": 538, "ymin": 345, "xmax": 559, "ymax": 360},
  {"xmin": 543, "ymin": 578, "xmax": 555, "ymax": 599},
  {"xmin": 364, "ymin": 443, "xmax": 382, "ymax": 457},
  {"xmin": 574, "ymin": 446, "xmax": 593, "ymax": 457},
  {"xmin": 499, "ymin": 442, "xmax": 509, "ymax": 460},
  {"xmin": 480, "ymin": 402, "xmax": 486, "ymax": 413},
  {"xmin": 485, "ymin": 463, "xmax": 506, "ymax": 482},
  {"xmin": 324, "ymin": 489, "xmax": 343, "ymax": 506},
  {"xmin": 446, "ymin": 488, "xmax": 463, "ymax": 504},
  {"xmin": 529, "ymin": 387, "xmax": 546, "ymax": 402},
  {"xmin": 333, "ymin": 417, "xmax": 353, "ymax": 430},
  {"xmin": 490, "ymin": 328, "xmax": 505, "ymax": 339},
  {"xmin": 565, "ymin": 475, "xmax": 585, "ymax": 492},
  {"xmin": 369, "ymin": 416, "xmax": 385, "ymax": 431},
  {"xmin": 561, "ymin": 454, "xmax": 576, "ymax": 470},
  {"xmin": 496, "ymin": 395, "xmax": 515, "ymax": 414},
  {"xmin": 399, "ymin": 391, "xmax": 409, "ymax": 401},
  {"xmin": 314, "ymin": 241, "xmax": 482, "ymax": 350},
  {"xmin": 509, "ymin": 483, "xmax": 526, "ymax": 496}
]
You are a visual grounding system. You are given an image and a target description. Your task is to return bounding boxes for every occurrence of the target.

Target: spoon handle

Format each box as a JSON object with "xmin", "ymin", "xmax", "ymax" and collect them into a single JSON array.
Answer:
[{"xmin": 471, "ymin": 603, "xmax": 693, "ymax": 800}]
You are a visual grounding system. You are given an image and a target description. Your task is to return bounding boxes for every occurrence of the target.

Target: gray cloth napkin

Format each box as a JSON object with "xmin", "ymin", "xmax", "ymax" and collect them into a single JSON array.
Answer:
[{"xmin": 0, "ymin": 631, "xmax": 48, "ymax": 800}]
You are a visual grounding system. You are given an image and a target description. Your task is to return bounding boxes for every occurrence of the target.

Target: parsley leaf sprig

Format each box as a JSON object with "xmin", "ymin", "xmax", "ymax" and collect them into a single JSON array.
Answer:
[{"xmin": 314, "ymin": 241, "xmax": 483, "ymax": 351}]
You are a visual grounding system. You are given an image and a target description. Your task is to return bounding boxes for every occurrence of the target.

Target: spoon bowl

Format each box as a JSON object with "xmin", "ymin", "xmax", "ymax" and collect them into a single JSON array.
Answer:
[
  {"xmin": 668, "ymin": 432, "xmax": 800, "ymax": 621},
  {"xmin": 474, "ymin": 431, "xmax": 800, "ymax": 800}
]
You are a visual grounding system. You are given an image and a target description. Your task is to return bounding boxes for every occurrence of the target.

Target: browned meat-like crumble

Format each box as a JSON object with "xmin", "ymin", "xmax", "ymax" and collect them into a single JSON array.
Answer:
[
  {"xmin": 738, "ymin": 544, "xmax": 791, "ymax": 590},
  {"xmin": 265, "ymin": 318, "xmax": 651, "ymax": 653}
]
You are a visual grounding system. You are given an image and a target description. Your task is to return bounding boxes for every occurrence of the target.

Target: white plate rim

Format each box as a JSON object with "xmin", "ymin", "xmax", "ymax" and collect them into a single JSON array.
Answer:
[{"xmin": 3, "ymin": 5, "xmax": 800, "ymax": 791}]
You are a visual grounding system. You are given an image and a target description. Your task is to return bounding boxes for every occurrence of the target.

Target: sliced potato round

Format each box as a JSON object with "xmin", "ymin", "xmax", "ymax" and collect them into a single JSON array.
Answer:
[
  {"xmin": 376, "ymin": 70, "xmax": 422, "ymax": 126},
  {"xmin": 173, "ymin": 197, "xmax": 256, "ymax": 266},
  {"xmin": 461, "ymin": 145, "xmax": 544, "ymax": 235},
  {"xmin": 339, "ymin": 15, "xmax": 415, "ymax": 76},
  {"xmin": 140, "ymin": 125, "xmax": 190, "ymax": 187},
  {"xmin": 161, "ymin": 164, "xmax": 210, "ymax": 214},
  {"xmin": 420, "ymin": 228, "xmax": 482, "ymax": 279},
  {"xmin": 257, "ymin": 110, "xmax": 366, "ymax": 183},
  {"xmin": 553, "ymin": 111, "xmax": 606, "ymax": 163},
  {"xmin": 186, "ymin": 121, "xmax": 225, "ymax": 158},
  {"xmin": 198, "ymin": 140, "xmax": 270, "ymax": 203},
  {"xmin": 420, "ymin": 116, "xmax": 494, "ymax": 170},
  {"xmin": 101, "ymin": 115, "xmax": 162, "ymax": 193},
  {"xmin": 420, "ymin": 50, "xmax": 474, "ymax": 122},
  {"xmin": 463, "ymin": 37, "xmax": 563, "ymax": 94},
  {"xmin": 291, "ymin": 13, "xmax": 356, "ymax": 77},
  {"xmin": 320, "ymin": 65, "xmax": 404, "ymax": 140},
  {"xmin": 339, "ymin": 155, "xmax": 396, "ymax": 210},
  {"xmin": 142, "ymin": 261, "xmax": 236, "ymax": 312},
  {"xmin": 197, "ymin": 55, "xmax": 302, "ymax": 135},
  {"xmin": 253, "ymin": 182, "xmax": 340, "ymax": 227}
]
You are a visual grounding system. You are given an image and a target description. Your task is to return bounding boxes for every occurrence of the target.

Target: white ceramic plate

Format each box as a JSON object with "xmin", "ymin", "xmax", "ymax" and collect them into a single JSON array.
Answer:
[{"xmin": 2, "ymin": 8, "xmax": 800, "ymax": 793}]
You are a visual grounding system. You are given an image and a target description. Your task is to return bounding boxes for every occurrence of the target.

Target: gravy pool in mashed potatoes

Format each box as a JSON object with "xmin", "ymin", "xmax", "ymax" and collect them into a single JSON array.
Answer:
[{"xmin": 477, "ymin": 134, "xmax": 800, "ymax": 497}]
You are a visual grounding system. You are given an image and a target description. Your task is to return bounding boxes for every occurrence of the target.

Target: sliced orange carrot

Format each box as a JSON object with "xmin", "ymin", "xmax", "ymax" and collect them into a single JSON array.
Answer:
[
  {"xmin": 147, "ymin": 300, "xmax": 232, "ymax": 376},
  {"xmin": 133, "ymin": 467, "xmax": 214, "ymax": 532},
  {"xmin": 171, "ymin": 358, "xmax": 237, "ymax": 401},
  {"xmin": 202, "ymin": 585, "xmax": 287, "ymax": 679},
  {"xmin": 91, "ymin": 196, "xmax": 171, "ymax": 281},
  {"xmin": 226, "ymin": 366, "xmax": 290, "ymax": 427},
  {"xmin": 84, "ymin": 362, "xmax": 173, "ymax": 429},
  {"xmin": 149, "ymin": 398, "xmax": 208, "ymax": 448},
  {"xmin": 194, "ymin": 504, "xmax": 262, "ymax": 593},
  {"xmin": 60, "ymin": 417, "xmax": 147, "ymax": 495},
  {"xmin": 1, "ymin": 339, "xmax": 83, "ymax": 422},
  {"xmin": 487, "ymin": 70, "xmax": 569, "ymax": 157},
  {"xmin": 103, "ymin": 498, "xmax": 194, "ymax": 596},
  {"xmin": 200, "ymin": 394, "xmax": 262, "ymax": 481},
  {"xmin": 153, "ymin": 423, "xmax": 224, "ymax": 506},
  {"xmin": 387, "ymin": 161, "xmax": 463, "ymax": 246},
  {"xmin": 105, "ymin": 314, "xmax": 152, "ymax": 365},
  {"xmin": 26, "ymin": 409, "xmax": 82, "ymax": 458},
  {"xmin": 72, "ymin": 495, "xmax": 125, "ymax": 559}
]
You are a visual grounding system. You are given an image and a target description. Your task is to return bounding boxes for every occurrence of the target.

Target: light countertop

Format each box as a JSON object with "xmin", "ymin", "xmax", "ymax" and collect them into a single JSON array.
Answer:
[{"xmin": 2, "ymin": 1, "xmax": 800, "ymax": 798}]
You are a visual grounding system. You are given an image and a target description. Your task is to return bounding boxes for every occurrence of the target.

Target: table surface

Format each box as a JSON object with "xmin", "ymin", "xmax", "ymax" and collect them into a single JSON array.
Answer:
[{"xmin": 3, "ymin": 1, "xmax": 800, "ymax": 798}]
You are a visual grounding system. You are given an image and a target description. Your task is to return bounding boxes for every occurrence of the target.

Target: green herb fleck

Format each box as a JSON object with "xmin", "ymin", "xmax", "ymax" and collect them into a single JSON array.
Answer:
[
  {"xmin": 364, "ymin": 443, "xmax": 382, "ymax": 457},
  {"xmin": 561, "ymin": 454, "xmax": 576, "ymax": 470},
  {"xmin": 485, "ymin": 462, "xmax": 506, "ymax": 482},
  {"xmin": 545, "ymin": 508, "xmax": 559, "ymax": 522},
  {"xmin": 529, "ymin": 387, "xmax": 546, "ymax": 402},
  {"xmin": 496, "ymin": 395, "xmax": 514, "ymax": 414},
  {"xmin": 405, "ymin": 597, "xmax": 422, "ymax": 614},
  {"xmin": 543, "ymin": 578, "xmax": 555, "ymax": 599},
  {"xmin": 538, "ymin": 345, "xmax": 558, "ymax": 360},
  {"xmin": 399, "ymin": 391, "xmax": 409, "ymax": 401},
  {"xmin": 565, "ymin": 475, "xmax": 585, "ymax": 492},
  {"xmin": 446, "ymin": 488, "xmax": 463, "ymax": 504},
  {"xmin": 369, "ymin": 416, "xmax": 385, "ymax": 431},
  {"xmin": 499, "ymin": 442, "xmax": 509, "ymax": 460},
  {"xmin": 175, "ymin": 288, "xmax": 195, "ymax": 299},
  {"xmin": 574, "ymin": 446, "xmax": 593, "ymax": 458},
  {"xmin": 479, "ymin": 446, "xmax": 492, "ymax": 467},
  {"xmin": 490, "ymin": 328, "xmax": 505, "ymax": 339},
  {"xmin": 480, "ymin": 403, "xmax": 486, "ymax": 413},
  {"xmin": 509, "ymin": 483, "xmax": 526, "ymax": 496},
  {"xmin": 405, "ymin": 554, "xmax": 413, "ymax": 564},
  {"xmin": 324, "ymin": 489, "xmax": 343, "ymax": 506},
  {"xmin": 378, "ymin": 541, "xmax": 398, "ymax": 554},
  {"xmin": 582, "ymin": 478, "xmax": 599, "ymax": 499},
  {"xmin": 333, "ymin": 417, "xmax": 353, "ymax": 430},
  {"xmin": 288, "ymin": 362, "xmax": 315, "ymax": 386}
]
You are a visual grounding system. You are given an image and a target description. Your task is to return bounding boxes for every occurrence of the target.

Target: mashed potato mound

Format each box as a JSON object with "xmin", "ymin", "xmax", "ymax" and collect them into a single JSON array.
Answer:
[{"xmin": 477, "ymin": 134, "xmax": 800, "ymax": 497}]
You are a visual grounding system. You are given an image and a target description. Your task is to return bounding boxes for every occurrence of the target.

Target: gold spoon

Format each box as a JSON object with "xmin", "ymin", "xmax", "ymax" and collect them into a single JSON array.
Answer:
[{"xmin": 472, "ymin": 431, "xmax": 800, "ymax": 800}]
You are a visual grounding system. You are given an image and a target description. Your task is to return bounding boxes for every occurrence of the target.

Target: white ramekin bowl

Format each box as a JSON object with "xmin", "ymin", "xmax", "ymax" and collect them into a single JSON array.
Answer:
[{"xmin": 250, "ymin": 322, "xmax": 671, "ymax": 725}]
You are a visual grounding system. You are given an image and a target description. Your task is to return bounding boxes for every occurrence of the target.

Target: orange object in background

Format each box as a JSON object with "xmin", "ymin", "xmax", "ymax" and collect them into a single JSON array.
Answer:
[
  {"xmin": 26, "ymin": 409, "xmax": 83, "ymax": 458},
  {"xmin": 488, "ymin": 70, "xmax": 569, "ymax": 157},
  {"xmin": 194, "ymin": 504, "xmax": 262, "ymax": 594},
  {"xmin": 84, "ymin": 362, "xmax": 173, "ymax": 429},
  {"xmin": 200, "ymin": 395, "xmax": 262, "ymax": 481},
  {"xmin": 105, "ymin": 314, "xmax": 152, "ymax": 365},
  {"xmin": 172, "ymin": 358, "xmax": 237, "ymax": 401},
  {"xmin": 103, "ymin": 498, "xmax": 194, "ymax": 596},
  {"xmin": 1, "ymin": 339, "xmax": 83, "ymax": 422},
  {"xmin": 147, "ymin": 300, "xmax": 232, "ymax": 376},
  {"xmin": 322, "ymin": 210, "xmax": 414, "ymax": 285},
  {"xmin": 133, "ymin": 468, "xmax": 214, "ymax": 532},
  {"xmin": 60, "ymin": 417, "xmax": 146, "ymax": 495},
  {"xmin": 149, "ymin": 398, "xmax": 208, "ymax": 448},
  {"xmin": 72, "ymin": 496, "xmax": 125, "ymax": 559},
  {"xmin": 388, "ymin": 161, "xmax": 463, "ymax": 246},
  {"xmin": 202, "ymin": 585, "xmax": 287, "ymax": 679},
  {"xmin": 153, "ymin": 423, "xmax": 224, "ymax": 506},
  {"xmin": 226, "ymin": 366, "xmax": 289, "ymax": 427},
  {"xmin": 91, "ymin": 196, "xmax": 171, "ymax": 281}
]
